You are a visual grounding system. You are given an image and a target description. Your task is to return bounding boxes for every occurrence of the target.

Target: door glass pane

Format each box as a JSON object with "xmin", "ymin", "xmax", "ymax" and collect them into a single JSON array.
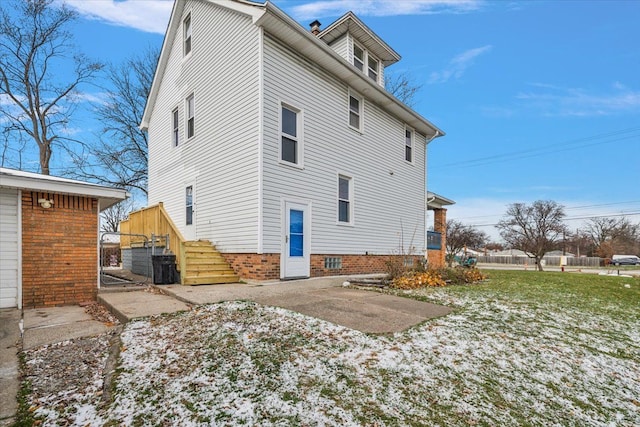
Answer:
[
  {"xmin": 186, "ymin": 186, "xmax": 193, "ymax": 225},
  {"xmin": 289, "ymin": 209, "xmax": 303, "ymax": 257}
]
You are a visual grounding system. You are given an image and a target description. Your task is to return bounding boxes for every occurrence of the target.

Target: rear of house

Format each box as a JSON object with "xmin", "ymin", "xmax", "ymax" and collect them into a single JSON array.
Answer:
[{"xmin": 141, "ymin": 0, "xmax": 444, "ymax": 281}]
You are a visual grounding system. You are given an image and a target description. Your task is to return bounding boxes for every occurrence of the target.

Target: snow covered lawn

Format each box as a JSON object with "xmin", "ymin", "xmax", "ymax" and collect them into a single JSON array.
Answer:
[{"xmin": 25, "ymin": 271, "xmax": 639, "ymax": 426}]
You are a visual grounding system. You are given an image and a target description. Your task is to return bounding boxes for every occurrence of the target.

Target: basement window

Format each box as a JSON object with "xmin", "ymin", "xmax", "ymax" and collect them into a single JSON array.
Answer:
[{"xmin": 324, "ymin": 257, "xmax": 342, "ymax": 270}]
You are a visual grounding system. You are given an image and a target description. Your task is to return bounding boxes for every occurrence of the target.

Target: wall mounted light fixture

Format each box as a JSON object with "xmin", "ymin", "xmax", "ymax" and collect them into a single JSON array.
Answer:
[{"xmin": 38, "ymin": 198, "xmax": 54, "ymax": 209}]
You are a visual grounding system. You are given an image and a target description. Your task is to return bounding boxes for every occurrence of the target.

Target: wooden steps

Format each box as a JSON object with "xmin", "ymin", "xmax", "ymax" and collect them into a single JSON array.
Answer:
[{"xmin": 181, "ymin": 240, "xmax": 239, "ymax": 285}]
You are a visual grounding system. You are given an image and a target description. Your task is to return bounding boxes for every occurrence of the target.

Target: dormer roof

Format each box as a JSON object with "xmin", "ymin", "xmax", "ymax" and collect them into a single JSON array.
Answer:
[{"xmin": 318, "ymin": 12, "xmax": 401, "ymax": 66}]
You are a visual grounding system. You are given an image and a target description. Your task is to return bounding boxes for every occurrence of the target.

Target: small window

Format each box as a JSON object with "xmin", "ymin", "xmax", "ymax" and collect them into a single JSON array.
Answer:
[
  {"xmin": 348, "ymin": 92, "xmax": 362, "ymax": 131},
  {"xmin": 184, "ymin": 14, "xmax": 192, "ymax": 56},
  {"xmin": 353, "ymin": 44, "xmax": 364, "ymax": 71},
  {"xmin": 324, "ymin": 257, "xmax": 342, "ymax": 270},
  {"xmin": 338, "ymin": 175, "xmax": 352, "ymax": 224},
  {"xmin": 186, "ymin": 93, "xmax": 194, "ymax": 139},
  {"xmin": 186, "ymin": 186, "xmax": 193, "ymax": 225},
  {"xmin": 368, "ymin": 56, "xmax": 379, "ymax": 82},
  {"xmin": 172, "ymin": 108, "xmax": 179, "ymax": 147},
  {"xmin": 405, "ymin": 128, "xmax": 413, "ymax": 162},
  {"xmin": 281, "ymin": 104, "xmax": 302, "ymax": 165}
]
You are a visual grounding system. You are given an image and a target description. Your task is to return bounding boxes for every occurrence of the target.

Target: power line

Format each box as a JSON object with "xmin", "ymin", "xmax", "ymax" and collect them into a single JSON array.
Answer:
[
  {"xmin": 463, "ymin": 211, "xmax": 640, "ymax": 228},
  {"xmin": 430, "ymin": 127, "xmax": 640, "ymax": 170}
]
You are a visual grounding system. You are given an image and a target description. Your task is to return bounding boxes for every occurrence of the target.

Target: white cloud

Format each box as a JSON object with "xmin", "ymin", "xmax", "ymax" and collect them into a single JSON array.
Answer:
[
  {"xmin": 517, "ymin": 82, "xmax": 640, "ymax": 117},
  {"xmin": 290, "ymin": 0, "xmax": 483, "ymax": 20},
  {"xmin": 65, "ymin": 0, "xmax": 173, "ymax": 34},
  {"xmin": 428, "ymin": 45, "xmax": 492, "ymax": 84}
]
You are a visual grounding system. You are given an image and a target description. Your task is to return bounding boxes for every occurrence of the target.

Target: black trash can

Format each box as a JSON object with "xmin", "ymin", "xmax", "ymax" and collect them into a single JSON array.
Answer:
[{"xmin": 152, "ymin": 254, "xmax": 176, "ymax": 284}]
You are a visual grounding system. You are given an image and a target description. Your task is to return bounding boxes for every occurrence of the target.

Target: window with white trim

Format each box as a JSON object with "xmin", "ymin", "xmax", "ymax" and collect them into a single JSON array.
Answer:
[
  {"xmin": 280, "ymin": 103, "xmax": 302, "ymax": 165},
  {"xmin": 348, "ymin": 91, "xmax": 362, "ymax": 131},
  {"xmin": 183, "ymin": 14, "xmax": 192, "ymax": 56},
  {"xmin": 368, "ymin": 56, "xmax": 379, "ymax": 81},
  {"xmin": 352, "ymin": 41, "xmax": 380, "ymax": 84},
  {"xmin": 186, "ymin": 93, "xmax": 194, "ymax": 139},
  {"xmin": 185, "ymin": 186, "xmax": 193, "ymax": 225},
  {"xmin": 353, "ymin": 44, "xmax": 364, "ymax": 72},
  {"xmin": 172, "ymin": 108, "xmax": 179, "ymax": 147},
  {"xmin": 338, "ymin": 175, "xmax": 353, "ymax": 224},
  {"xmin": 405, "ymin": 127, "xmax": 413, "ymax": 163}
]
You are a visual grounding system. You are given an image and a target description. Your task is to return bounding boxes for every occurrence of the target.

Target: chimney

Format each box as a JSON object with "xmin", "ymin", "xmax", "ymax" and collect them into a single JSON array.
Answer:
[{"xmin": 309, "ymin": 20, "xmax": 321, "ymax": 35}]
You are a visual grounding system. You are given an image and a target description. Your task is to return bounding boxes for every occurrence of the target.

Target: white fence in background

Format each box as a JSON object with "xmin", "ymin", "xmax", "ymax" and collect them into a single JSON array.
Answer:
[{"xmin": 477, "ymin": 256, "xmax": 602, "ymax": 267}]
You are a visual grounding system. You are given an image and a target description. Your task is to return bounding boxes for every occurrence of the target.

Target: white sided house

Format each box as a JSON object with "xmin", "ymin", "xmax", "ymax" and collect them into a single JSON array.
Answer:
[{"xmin": 140, "ymin": 0, "xmax": 444, "ymax": 281}]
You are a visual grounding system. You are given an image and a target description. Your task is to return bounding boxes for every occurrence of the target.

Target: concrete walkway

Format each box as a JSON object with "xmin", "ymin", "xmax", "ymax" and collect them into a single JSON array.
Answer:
[
  {"xmin": 0, "ymin": 309, "xmax": 20, "ymax": 427},
  {"xmin": 100, "ymin": 276, "xmax": 452, "ymax": 334}
]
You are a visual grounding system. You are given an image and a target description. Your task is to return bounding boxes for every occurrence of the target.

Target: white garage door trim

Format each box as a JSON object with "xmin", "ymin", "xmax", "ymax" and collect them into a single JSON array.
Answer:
[{"xmin": 0, "ymin": 188, "xmax": 21, "ymax": 309}]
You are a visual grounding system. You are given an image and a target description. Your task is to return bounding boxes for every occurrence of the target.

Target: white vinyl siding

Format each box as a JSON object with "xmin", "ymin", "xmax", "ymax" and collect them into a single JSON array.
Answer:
[
  {"xmin": 0, "ymin": 188, "xmax": 19, "ymax": 308},
  {"xmin": 147, "ymin": 2, "xmax": 261, "ymax": 253},
  {"xmin": 262, "ymin": 35, "xmax": 426, "ymax": 255},
  {"xmin": 328, "ymin": 34, "xmax": 349, "ymax": 61}
]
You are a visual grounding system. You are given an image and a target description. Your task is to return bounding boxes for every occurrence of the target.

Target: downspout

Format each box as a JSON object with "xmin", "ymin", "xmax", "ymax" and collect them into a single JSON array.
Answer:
[{"xmin": 424, "ymin": 130, "xmax": 441, "ymax": 265}]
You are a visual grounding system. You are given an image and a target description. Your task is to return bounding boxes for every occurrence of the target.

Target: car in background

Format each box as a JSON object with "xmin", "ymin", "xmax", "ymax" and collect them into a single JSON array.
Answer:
[{"xmin": 610, "ymin": 255, "xmax": 640, "ymax": 266}]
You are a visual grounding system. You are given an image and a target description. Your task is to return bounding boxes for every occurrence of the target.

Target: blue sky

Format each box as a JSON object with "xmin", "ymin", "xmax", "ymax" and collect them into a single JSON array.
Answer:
[{"xmin": 9, "ymin": 0, "xmax": 640, "ymax": 239}]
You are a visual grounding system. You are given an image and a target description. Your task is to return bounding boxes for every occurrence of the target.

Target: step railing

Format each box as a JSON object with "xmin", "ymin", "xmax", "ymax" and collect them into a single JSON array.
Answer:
[{"xmin": 120, "ymin": 203, "xmax": 186, "ymax": 279}]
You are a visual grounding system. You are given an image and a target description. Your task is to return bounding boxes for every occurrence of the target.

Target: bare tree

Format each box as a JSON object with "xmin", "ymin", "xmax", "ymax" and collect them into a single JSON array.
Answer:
[
  {"xmin": 73, "ymin": 47, "xmax": 158, "ymax": 195},
  {"xmin": 445, "ymin": 220, "xmax": 488, "ymax": 266},
  {"xmin": 583, "ymin": 216, "xmax": 640, "ymax": 258},
  {"xmin": 101, "ymin": 199, "xmax": 136, "ymax": 233},
  {"xmin": 496, "ymin": 200, "xmax": 567, "ymax": 271},
  {"xmin": 0, "ymin": 0, "xmax": 103, "ymax": 174},
  {"xmin": 385, "ymin": 71, "xmax": 423, "ymax": 107}
]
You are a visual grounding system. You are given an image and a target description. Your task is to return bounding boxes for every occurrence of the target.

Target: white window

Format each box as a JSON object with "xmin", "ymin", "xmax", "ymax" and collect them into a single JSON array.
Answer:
[
  {"xmin": 405, "ymin": 127, "xmax": 413, "ymax": 163},
  {"xmin": 353, "ymin": 43, "xmax": 364, "ymax": 72},
  {"xmin": 172, "ymin": 108, "xmax": 179, "ymax": 147},
  {"xmin": 280, "ymin": 103, "xmax": 302, "ymax": 166},
  {"xmin": 352, "ymin": 41, "xmax": 380, "ymax": 83},
  {"xmin": 348, "ymin": 91, "xmax": 362, "ymax": 132},
  {"xmin": 185, "ymin": 186, "xmax": 193, "ymax": 225},
  {"xmin": 338, "ymin": 175, "xmax": 353, "ymax": 224},
  {"xmin": 186, "ymin": 93, "xmax": 194, "ymax": 139},
  {"xmin": 183, "ymin": 14, "xmax": 192, "ymax": 56},
  {"xmin": 368, "ymin": 56, "xmax": 379, "ymax": 82}
]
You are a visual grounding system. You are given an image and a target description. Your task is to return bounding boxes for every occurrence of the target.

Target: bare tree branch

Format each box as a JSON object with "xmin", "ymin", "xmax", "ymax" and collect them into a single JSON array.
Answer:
[{"xmin": 0, "ymin": 0, "xmax": 103, "ymax": 174}]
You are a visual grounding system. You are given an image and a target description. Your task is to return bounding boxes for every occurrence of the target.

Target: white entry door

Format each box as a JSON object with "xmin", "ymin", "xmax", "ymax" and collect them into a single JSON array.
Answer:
[
  {"xmin": 282, "ymin": 201, "xmax": 310, "ymax": 279},
  {"xmin": 0, "ymin": 188, "xmax": 20, "ymax": 308}
]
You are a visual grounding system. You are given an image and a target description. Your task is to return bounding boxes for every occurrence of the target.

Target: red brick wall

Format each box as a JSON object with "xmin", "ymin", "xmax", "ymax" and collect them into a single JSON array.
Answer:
[
  {"xmin": 22, "ymin": 191, "xmax": 98, "ymax": 308},
  {"xmin": 429, "ymin": 208, "xmax": 447, "ymax": 267},
  {"xmin": 222, "ymin": 253, "xmax": 424, "ymax": 280}
]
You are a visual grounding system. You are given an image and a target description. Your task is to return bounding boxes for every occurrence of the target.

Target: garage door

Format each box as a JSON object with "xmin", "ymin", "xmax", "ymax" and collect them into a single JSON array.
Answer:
[{"xmin": 0, "ymin": 188, "xmax": 19, "ymax": 308}]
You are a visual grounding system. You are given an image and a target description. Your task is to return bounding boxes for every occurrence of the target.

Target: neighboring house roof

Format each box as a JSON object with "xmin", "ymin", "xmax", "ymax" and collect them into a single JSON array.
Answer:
[
  {"xmin": 141, "ymin": 0, "xmax": 445, "ymax": 139},
  {"xmin": 317, "ymin": 12, "xmax": 400, "ymax": 66},
  {"xmin": 0, "ymin": 167, "xmax": 129, "ymax": 210},
  {"xmin": 427, "ymin": 191, "xmax": 455, "ymax": 210}
]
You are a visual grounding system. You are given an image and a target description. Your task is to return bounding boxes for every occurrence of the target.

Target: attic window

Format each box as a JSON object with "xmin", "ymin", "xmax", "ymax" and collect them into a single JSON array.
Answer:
[
  {"xmin": 353, "ymin": 44, "xmax": 364, "ymax": 71},
  {"xmin": 183, "ymin": 14, "xmax": 192, "ymax": 56},
  {"xmin": 352, "ymin": 41, "xmax": 380, "ymax": 84}
]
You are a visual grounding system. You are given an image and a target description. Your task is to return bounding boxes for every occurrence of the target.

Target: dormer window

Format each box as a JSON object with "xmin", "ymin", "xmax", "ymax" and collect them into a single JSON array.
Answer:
[
  {"xmin": 353, "ymin": 44, "xmax": 364, "ymax": 72},
  {"xmin": 352, "ymin": 41, "xmax": 380, "ymax": 84},
  {"xmin": 368, "ymin": 56, "xmax": 379, "ymax": 81}
]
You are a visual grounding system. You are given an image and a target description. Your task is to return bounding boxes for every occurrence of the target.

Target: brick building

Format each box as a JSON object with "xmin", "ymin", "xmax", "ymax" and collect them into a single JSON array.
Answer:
[
  {"xmin": 427, "ymin": 192, "xmax": 455, "ymax": 267},
  {"xmin": 0, "ymin": 168, "xmax": 128, "ymax": 309}
]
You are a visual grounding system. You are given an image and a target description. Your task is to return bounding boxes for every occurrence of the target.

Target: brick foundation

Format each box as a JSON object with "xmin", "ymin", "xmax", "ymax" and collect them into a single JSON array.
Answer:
[
  {"xmin": 221, "ymin": 253, "xmax": 424, "ymax": 280},
  {"xmin": 22, "ymin": 191, "xmax": 98, "ymax": 308}
]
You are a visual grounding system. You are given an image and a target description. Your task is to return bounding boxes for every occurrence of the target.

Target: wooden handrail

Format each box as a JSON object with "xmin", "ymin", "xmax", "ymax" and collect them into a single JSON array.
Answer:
[{"xmin": 120, "ymin": 202, "xmax": 186, "ymax": 274}]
